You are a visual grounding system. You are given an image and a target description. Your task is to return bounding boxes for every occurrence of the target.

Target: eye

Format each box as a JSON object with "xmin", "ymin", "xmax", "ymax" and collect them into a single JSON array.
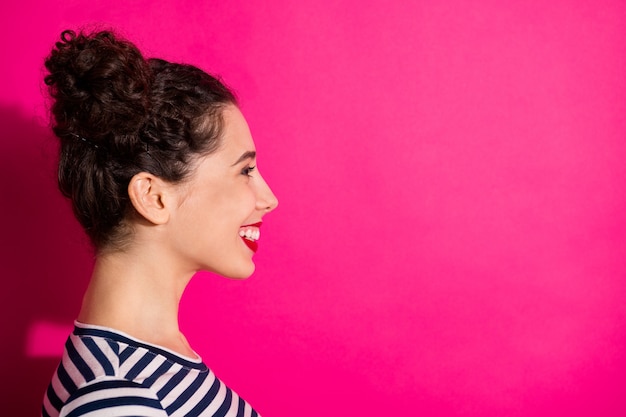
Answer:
[{"xmin": 241, "ymin": 165, "xmax": 256, "ymax": 177}]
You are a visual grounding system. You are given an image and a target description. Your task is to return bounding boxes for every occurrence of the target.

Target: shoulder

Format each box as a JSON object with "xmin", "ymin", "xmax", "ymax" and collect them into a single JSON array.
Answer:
[
  {"xmin": 44, "ymin": 329, "xmax": 172, "ymax": 417},
  {"xmin": 59, "ymin": 378, "xmax": 168, "ymax": 417},
  {"xmin": 45, "ymin": 324, "xmax": 262, "ymax": 417}
]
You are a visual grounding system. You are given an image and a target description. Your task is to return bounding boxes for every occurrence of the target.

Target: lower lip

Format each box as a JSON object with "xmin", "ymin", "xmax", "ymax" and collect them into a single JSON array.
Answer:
[{"xmin": 242, "ymin": 237, "xmax": 258, "ymax": 253}]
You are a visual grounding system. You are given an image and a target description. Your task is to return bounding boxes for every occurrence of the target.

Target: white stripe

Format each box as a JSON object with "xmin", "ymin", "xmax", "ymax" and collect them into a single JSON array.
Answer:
[
  {"xmin": 245, "ymin": 396, "xmax": 256, "ymax": 417},
  {"xmin": 92, "ymin": 336, "xmax": 120, "ymax": 370},
  {"xmin": 159, "ymin": 369, "xmax": 204, "ymax": 409},
  {"xmin": 67, "ymin": 384, "xmax": 148, "ymax": 402},
  {"xmin": 42, "ymin": 392, "xmax": 56, "ymax": 416},
  {"xmin": 172, "ymin": 371, "xmax": 218, "ymax": 416},
  {"xmin": 50, "ymin": 368, "xmax": 70, "ymax": 403},
  {"xmin": 61, "ymin": 384, "xmax": 160, "ymax": 415},
  {"xmin": 149, "ymin": 362, "xmax": 183, "ymax": 393},
  {"xmin": 61, "ymin": 347, "xmax": 86, "ymax": 389},
  {"xmin": 60, "ymin": 404, "xmax": 167, "ymax": 417},
  {"xmin": 134, "ymin": 354, "xmax": 169, "ymax": 383},
  {"xmin": 118, "ymin": 345, "xmax": 148, "ymax": 375},
  {"xmin": 73, "ymin": 338, "xmax": 107, "ymax": 377},
  {"xmin": 45, "ymin": 330, "xmax": 259, "ymax": 417},
  {"xmin": 200, "ymin": 383, "xmax": 232, "ymax": 416}
]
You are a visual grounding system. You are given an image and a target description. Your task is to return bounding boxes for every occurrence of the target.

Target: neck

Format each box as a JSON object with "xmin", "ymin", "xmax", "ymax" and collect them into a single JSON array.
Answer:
[{"xmin": 77, "ymin": 244, "xmax": 197, "ymax": 357}]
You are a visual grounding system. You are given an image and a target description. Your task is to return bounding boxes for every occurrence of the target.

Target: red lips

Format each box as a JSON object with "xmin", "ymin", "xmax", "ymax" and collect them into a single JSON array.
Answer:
[
  {"xmin": 242, "ymin": 238, "xmax": 258, "ymax": 253},
  {"xmin": 241, "ymin": 222, "xmax": 263, "ymax": 228},
  {"xmin": 240, "ymin": 222, "xmax": 262, "ymax": 253}
]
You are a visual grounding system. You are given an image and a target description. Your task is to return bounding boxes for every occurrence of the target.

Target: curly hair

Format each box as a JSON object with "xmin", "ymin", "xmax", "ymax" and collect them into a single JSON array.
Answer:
[{"xmin": 44, "ymin": 29, "xmax": 237, "ymax": 250}]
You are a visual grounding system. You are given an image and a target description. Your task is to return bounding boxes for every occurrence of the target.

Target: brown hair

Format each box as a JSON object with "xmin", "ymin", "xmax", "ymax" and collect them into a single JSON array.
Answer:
[{"xmin": 44, "ymin": 29, "xmax": 237, "ymax": 250}]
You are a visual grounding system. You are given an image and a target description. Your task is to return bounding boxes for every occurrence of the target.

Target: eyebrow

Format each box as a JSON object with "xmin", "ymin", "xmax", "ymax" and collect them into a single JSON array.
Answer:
[{"xmin": 231, "ymin": 150, "xmax": 257, "ymax": 166}]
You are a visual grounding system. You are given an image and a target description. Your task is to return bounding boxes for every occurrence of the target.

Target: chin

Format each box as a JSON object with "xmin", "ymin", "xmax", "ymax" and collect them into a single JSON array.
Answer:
[{"xmin": 216, "ymin": 263, "xmax": 256, "ymax": 280}]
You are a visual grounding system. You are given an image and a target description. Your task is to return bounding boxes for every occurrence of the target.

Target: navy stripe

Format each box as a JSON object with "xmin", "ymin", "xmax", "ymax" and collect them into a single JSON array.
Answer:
[
  {"xmin": 82, "ymin": 337, "xmax": 115, "ymax": 376},
  {"xmin": 46, "ymin": 383, "xmax": 63, "ymax": 410},
  {"xmin": 143, "ymin": 360, "xmax": 174, "ymax": 388},
  {"xmin": 156, "ymin": 367, "xmax": 190, "ymax": 398},
  {"xmin": 106, "ymin": 338, "xmax": 120, "ymax": 355},
  {"xmin": 65, "ymin": 396, "xmax": 163, "ymax": 417},
  {"xmin": 165, "ymin": 371, "xmax": 209, "ymax": 413},
  {"xmin": 66, "ymin": 339, "xmax": 96, "ymax": 381},
  {"xmin": 74, "ymin": 325, "xmax": 205, "ymax": 370},
  {"xmin": 57, "ymin": 364, "xmax": 77, "ymax": 393},
  {"xmin": 125, "ymin": 351, "xmax": 156, "ymax": 380},
  {"xmin": 213, "ymin": 386, "xmax": 233, "ymax": 417},
  {"xmin": 43, "ymin": 327, "xmax": 260, "ymax": 416},
  {"xmin": 118, "ymin": 345, "xmax": 135, "ymax": 365},
  {"xmin": 236, "ymin": 397, "xmax": 245, "ymax": 417},
  {"xmin": 186, "ymin": 375, "xmax": 221, "ymax": 416},
  {"xmin": 67, "ymin": 379, "xmax": 146, "ymax": 399}
]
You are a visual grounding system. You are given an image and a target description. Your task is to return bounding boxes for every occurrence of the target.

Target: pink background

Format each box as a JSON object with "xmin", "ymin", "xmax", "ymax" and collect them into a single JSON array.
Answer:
[{"xmin": 2, "ymin": 0, "xmax": 626, "ymax": 416}]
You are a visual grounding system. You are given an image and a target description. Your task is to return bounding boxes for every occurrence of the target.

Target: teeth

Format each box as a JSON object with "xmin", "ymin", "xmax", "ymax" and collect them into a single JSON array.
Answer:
[{"xmin": 239, "ymin": 228, "xmax": 260, "ymax": 241}]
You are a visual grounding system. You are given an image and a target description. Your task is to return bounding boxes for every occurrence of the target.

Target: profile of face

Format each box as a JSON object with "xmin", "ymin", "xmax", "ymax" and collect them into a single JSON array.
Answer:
[{"xmin": 165, "ymin": 105, "xmax": 278, "ymax": 279}]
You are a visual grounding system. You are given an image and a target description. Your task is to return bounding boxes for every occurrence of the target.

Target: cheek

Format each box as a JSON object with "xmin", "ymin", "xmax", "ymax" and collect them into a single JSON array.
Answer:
[
  {"xmin": 243, "ymin": 187, "xmax": 257, "ymax": 211},
  {"xmin": 210, "ymin": 186, "xmax": 257, "ymax": 223}
]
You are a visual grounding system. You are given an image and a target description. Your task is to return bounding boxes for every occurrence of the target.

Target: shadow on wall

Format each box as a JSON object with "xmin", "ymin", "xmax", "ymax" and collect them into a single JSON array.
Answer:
[{"xmin": 0, "ymin": 105, "xmax": 93, "ymax": 415}]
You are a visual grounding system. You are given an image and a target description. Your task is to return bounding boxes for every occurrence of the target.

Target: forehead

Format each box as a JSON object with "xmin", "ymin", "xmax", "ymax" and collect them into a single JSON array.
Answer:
[
  {"xmin": 186, "ymin": 105, "xmax": 256, "ymax": 179},
  {"xmin": 219, "ymin": 105, "xmax": 256, "ymax": 156}
]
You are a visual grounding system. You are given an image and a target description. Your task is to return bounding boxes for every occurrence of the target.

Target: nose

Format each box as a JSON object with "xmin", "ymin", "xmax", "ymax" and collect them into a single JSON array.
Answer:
[{"xmin": 255, "ymin": 172, "xmax": 278, "ymax": 213}]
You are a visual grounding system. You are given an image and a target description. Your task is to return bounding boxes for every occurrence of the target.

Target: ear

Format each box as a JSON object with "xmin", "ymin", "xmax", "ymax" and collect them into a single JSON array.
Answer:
[{"xmin": 128, "ymin": 172, "xmax": 170, "ymax": 225}]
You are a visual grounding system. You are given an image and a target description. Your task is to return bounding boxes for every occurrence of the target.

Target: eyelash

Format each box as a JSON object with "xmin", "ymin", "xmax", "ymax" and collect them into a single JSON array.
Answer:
[{"xmin": 241, "ymin": 165, "xmax": 256, "ymax": 177}]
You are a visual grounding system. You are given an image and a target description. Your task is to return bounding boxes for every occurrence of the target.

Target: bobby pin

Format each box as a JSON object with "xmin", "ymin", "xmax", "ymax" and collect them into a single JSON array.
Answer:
[{"xmin": 70, "ymin": 133, "xmax": 99, "ymax": 149}]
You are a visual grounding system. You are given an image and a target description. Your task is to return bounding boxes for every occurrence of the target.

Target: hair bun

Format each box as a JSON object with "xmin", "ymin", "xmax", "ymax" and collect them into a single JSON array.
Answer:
[{"xmin": 44, "ymin": 29, "xmax": 152, "ymax": 144}]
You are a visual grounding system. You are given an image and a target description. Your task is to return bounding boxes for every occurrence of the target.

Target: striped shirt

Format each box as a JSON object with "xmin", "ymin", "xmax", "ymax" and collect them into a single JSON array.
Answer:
[{"xmin": 42, "ymin": 322, "xmax": 260, "ymax": 417}]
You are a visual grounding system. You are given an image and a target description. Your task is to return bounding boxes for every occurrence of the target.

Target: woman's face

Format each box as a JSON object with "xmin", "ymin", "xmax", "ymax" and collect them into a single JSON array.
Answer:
[{"xmin": 166, "ymin": 105, "xmax": 278, "ymax": 279}]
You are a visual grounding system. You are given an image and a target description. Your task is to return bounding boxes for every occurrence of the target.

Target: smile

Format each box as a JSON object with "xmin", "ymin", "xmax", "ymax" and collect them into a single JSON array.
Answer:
[{"xmin": 239, "ymin": 222, "xmax": 262, "ymax": 252}]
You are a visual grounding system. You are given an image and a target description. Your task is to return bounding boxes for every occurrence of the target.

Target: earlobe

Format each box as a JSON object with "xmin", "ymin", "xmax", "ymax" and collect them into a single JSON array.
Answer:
[{"xmin": 128, "ymin": 173, "xmax": 170, "ymax": 225}]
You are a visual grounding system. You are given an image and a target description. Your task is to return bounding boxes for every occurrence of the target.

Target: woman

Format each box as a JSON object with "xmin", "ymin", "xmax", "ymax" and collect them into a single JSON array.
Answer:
[{"xmin": 41, "ymin": 29, "xmax": 277, "ymax": 417}]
